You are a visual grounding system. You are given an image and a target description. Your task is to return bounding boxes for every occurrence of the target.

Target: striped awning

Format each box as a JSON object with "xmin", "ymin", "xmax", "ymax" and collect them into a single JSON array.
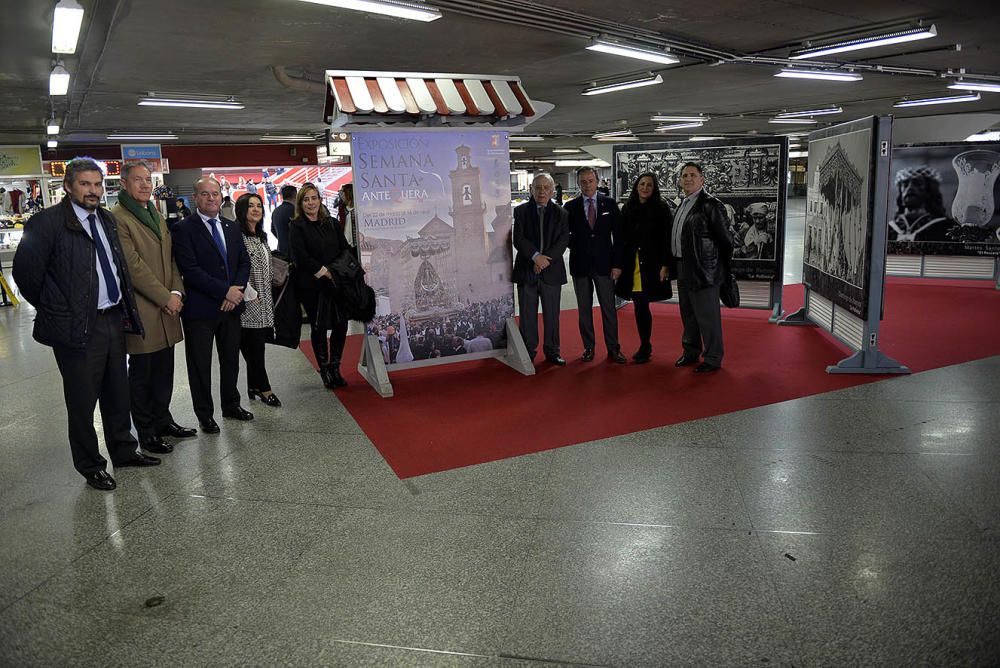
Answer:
[{"xmin": 324, "ymin": 70, "xmax": 536, "ymax": 126}]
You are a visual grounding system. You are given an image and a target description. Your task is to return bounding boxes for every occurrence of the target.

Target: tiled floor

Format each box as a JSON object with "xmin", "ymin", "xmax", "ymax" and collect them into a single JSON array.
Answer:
[{"xmin": 1, "ymin": 200, "xmax": 998, "ymax": 666}]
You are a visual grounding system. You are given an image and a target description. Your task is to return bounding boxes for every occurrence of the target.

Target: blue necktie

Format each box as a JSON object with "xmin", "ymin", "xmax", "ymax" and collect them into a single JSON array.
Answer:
[
  {"xmin": 87, "ymin": 214, "xmax": 120, "ymax": 304},
  {"xmin": 209, "ymin": 218, "xmax": 230, "ymax": 279}
]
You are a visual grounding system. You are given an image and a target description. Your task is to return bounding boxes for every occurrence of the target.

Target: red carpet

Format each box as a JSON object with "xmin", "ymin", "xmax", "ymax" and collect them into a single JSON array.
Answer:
[{"xmin": 301, "ymin": 278, "xmax": 1000, "ymax": 478}]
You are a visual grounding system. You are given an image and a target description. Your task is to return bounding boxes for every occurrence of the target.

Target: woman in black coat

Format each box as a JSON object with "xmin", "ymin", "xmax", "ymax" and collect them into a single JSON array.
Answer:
[
  {"xmin": 288, "ymin": 184, "xmax": 352, "ymax": 389},
  {"xmin": 615, "ymin": 173, "xmax": 675, "ymax": 364}
]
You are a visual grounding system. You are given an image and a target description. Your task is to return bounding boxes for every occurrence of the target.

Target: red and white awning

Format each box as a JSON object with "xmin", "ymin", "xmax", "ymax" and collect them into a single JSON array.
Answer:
[{"xmin": 324, "ymin": 70, "xmax": 536, "ymax": 127}]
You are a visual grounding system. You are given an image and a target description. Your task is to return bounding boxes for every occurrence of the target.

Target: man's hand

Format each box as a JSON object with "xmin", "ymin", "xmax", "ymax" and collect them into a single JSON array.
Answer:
[
  {"xmin": 220, "ymin": 299, "xmax": 234, "ymax": 312},
  {"xmin": 225, "ymin": 286, "xmax": 244, "ymax": 304},
  {"xmin": 659, "ymin": 266, "xmax": 669, "ymax": 282},
  {"xmin": 610, "ymin": 268, "xmax": 622, "ymax": 281},
  {"xmin": 163, "ymin": 293, "xmax": 183, "ymax": 316},
  {"xmin": 533, "ymin": 254, "xmax": 551, "ymax": 271},
  {"xmin": 315, "ymin": 266, "xmax": 332, "ymax": 280}
]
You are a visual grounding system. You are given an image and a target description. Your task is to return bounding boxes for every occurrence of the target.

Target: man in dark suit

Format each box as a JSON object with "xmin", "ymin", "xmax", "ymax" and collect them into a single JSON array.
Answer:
[
  {"xmin": 566, "ymin": 166, "xmax": 626, "ymax": 363},
  {"xmin": 172, "ymin": 176, "xmax": 253, "ymax": 432},
  {"xmin": 512, "ymin": 172, "xmax": 570, "ymax": 365},
  {"xmin": 270, "ymin": 185, "xmax": 296, "ymax": 255},
  {"xmin": 12, "ymin": 158, "xmax": 159, "ymax": 491},
  {"xmin": 670, "ymin": 162, "xmax": 734, "ymax": 373}
]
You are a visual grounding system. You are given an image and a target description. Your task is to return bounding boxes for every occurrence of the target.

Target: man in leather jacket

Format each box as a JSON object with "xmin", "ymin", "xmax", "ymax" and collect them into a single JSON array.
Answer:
[{"xmin": 669, "ymin": 162, "xmax": 734, "ymax": 373}]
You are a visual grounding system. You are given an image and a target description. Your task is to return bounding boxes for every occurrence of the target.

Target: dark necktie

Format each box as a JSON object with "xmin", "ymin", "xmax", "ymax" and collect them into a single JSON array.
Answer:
[
  {"xmin": 537, "ymin": 206, "xmax": 545, "ymax": 250},
  {"xmin": 87, "ymin": 213, "xmax": 120, "ymax": 304},
  {"xmin": 209, "ymin": 218, "xmax": 230, "ymax": 279},
  {"xmin": 587, "ymin": 198, "xmax": 596, "ymax": 229}
]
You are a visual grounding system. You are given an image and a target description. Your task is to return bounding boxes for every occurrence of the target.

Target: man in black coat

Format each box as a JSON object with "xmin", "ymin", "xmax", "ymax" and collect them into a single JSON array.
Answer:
[
  {"xmin": 172, "ymin": 176, "xmax": 253, "ymax": 432},
  {"xmin": 12, "ymin": 158, "xmax": 159, "ymax": 491},
  {"xmin": 270, "ymin": 185, "xmax": 296, "ymax": 256},
  {"xmin": 670, "ymin": 162, "xmax": 734, "ymax": 373},
  {"xmin": 512, "ymin": 172, "xmax": 570, "ymax": 365},
  {"xmin": 565, "ymin": 166, "xmax": 626, "ymax": 363}
]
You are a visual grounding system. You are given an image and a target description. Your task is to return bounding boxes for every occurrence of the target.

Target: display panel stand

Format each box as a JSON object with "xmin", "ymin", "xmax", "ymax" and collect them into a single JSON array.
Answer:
[
  {"xmin": 358, "ymin": 335, "xmax": 394, "ymax": 398},
  {"xmin": 497, "ymin": 316, "xmax": 536, "ymax": 375},
  {"xmin": 779, "ymin": 116, "xmax": 909, "ymax": 375}
]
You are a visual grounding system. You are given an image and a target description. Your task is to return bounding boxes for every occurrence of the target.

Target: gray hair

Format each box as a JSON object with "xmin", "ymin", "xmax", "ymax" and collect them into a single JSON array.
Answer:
[
  {"xmin": 63, "ymin": 157, "xmax": 104, "ymax": 185},
  {"xmin": 193, "ymin": 176, "xmax": 221, "ymax": 191},
  {"xmin": 575, "ymin": 166, "xmax": 599, "ymax": 181},
  {"xmin": 122, "ymin": 161, "xmax": 153, "ymax": 180},
  {"xmin": 531, "ymin": 172, "xmax": 555, "ymax": 189}
]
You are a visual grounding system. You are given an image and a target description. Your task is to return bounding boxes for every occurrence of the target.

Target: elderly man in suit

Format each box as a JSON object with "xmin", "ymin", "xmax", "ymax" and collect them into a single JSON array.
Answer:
[
  {"xmin": 671, "ymin": 162, "xmax": 734, "ymax": 373},
  {"xmin": 112, "ymin": 161, "xmax": 197, "ymax": 454},
  {"xmin": 565, "ymin": 166, "xmax": 626, "ymax": 364},
  {"xmin": 12, "ymin": 158, "xmax": 158, "ymax": 491},
  {"xmin": 171, "ymin": 176, "xmax": 253, "ymax": 433},
  {"xmin": 512, "ymin": 172, "xmax": 570, "ymax": 365}
]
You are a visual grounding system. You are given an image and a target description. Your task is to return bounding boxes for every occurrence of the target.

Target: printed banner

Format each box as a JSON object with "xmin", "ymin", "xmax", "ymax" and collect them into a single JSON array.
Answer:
[
  {"xmin": 613, "ymin": 137, "xmax": 788, "ymax": 281},
  {"xmin": 120, "ymin": 144, "xmax": 167, "ymax": 173},
  {"xmin": 0, "ymin": 145, "xmax": 43, "ymax": 178},
  {"xmin": 887, "ymin": 142, "xmax": 1000, "ymax": 257},
  {"xmin": 352, "ymin": 130, "xmax": 514, "ymax": 367}
]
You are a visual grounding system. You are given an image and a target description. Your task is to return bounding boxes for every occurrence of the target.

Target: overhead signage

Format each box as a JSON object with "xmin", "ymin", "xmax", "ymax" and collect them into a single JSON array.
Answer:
[
  {"xmin": 120, "ymin": 144, "xmax": 168, "ymax": 173},
  {"xmin": 0, "ymin": 145, "xmax": 44, "ymax": 178}
]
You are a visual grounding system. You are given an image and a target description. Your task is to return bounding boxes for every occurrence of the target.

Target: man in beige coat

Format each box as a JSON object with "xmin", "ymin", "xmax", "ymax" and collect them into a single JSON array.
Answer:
[{"xmin": 113, "ymin": 162, "xmax": 196, "ymax": 453}]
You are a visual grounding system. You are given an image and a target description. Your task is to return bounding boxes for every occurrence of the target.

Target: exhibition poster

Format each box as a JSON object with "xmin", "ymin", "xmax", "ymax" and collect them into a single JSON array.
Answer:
[
  {"xmin": 351, "ymin": 130, "xmax": 514, "ymax": 367},
  {"xmin": 888, "ymin": 142, "xmax": 1000, "ymax": 257},
  {"xmin": 613, "ymin": 137, "xmax": 788, "ymax": 281}
]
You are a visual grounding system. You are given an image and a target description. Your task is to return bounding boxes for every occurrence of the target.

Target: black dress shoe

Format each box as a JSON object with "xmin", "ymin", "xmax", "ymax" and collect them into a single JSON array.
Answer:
[
  {"xmin": 328, "ymin": 367, "xmax": 348, "ymax": 388},
  {"xmin": 545, "ymin": 355, "xmax": 567, "ymax": 366},
  {"xmin": 222, "ymin": 407, "xmax": 254, "ymax": 421},
  {"xmin": 675, "ymin": 355, "xmax": 699, "ymax": 367},
  {"xmin": 141, "ymin": 436, "xmax": 174, "ymax": 454},
  {"xmin": 114, "ymin": 454, "xmax": 161, "ymax": 468},
  {"xmin": 633, "ymin": 348, "xmax": 652, "ymax": 364},
  {"xmin": 248, "ymin": 389, "xmax": 282, "ymax": 406},
  {"xmin": 608, "ymin": 350, "xmax": 627, "ymax": 364},
  {"xmin": 581, "ymin": 348, "xmax": 595, "ymax": 362},
  {"xmin": 319, "ymin": 367, "xmax": 337, "ymax": 389},
  {"xmin": 201, "ymin": 418, "xmax": 221, "ymax": 434},
  {"xmin": 158, "ymin": 422, "xmax": 197, "ymax": 439},
  {"xmin": 694, "ymin": 362, "xmax": 721, "ymax": 373},
  {"xmin": 85, "ymin": 470, "xmax": 116, "ymax": 491}
]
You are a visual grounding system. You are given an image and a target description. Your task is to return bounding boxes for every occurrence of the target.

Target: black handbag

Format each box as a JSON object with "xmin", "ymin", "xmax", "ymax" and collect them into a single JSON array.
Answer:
[{"xmin": 720, "ymin": 264, "xmax": 740, "ymax": 308}]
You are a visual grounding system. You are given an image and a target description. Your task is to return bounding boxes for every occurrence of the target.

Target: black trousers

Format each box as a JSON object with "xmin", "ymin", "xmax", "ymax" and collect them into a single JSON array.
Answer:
[
  {"xmin": 677, "ymin": 261, "xmax": 725, "ymax": 366},
  {"xmin": 517, "ymin": 279, "xmax": 561, "ymax": 359},
  {"xmin": 300, "ymin": 288, "xmax": 348, "ymax": 367},
  {"xmin": 182, "ymin": 313, "xmax": 242, "ymax": 423},
  {"xmin": 239, "ymin": 327, "xmax": 272, "ymax": 392},
  {"xmin": 573, "ymin": 274, "xmax": 619, "ymax": 353},
  {"xmin": 128, "ymin": 346, "xmax": 177, "ymax": 441},
  {"xmin": 52, "ymin": 307, "xmax": 140, "ymax": 476},
  {"xmin": 631, "ymin": 292, "xmax": 653, "ymax": 348}
]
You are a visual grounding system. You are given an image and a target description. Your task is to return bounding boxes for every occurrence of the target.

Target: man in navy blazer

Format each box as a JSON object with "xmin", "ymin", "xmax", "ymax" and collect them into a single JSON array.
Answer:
[
  {"xmin": 565, "ymin": 166, "xmax": 626, "ymax": 364},
  {"xmin": 172, "ymin": 176, "xmax": 253, "ymax": 432}
]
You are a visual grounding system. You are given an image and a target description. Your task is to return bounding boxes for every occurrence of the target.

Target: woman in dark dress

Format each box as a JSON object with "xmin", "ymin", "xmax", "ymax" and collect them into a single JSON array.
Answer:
[
  {"xmin": 615, "ymin": 173, "xmax": 675, "ymax": 364},
  {"xmin": 288, "ymin": 184, "xmax": 352, "ymax": 389}
]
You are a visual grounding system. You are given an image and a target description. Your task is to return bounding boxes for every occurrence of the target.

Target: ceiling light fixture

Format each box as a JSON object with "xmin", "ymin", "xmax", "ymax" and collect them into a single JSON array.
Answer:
[
  {"xmin": 790, "ymin": 23, "xmax": 937, "ymax": 60},
  {"xmin": 591, "ymin": 129, "xmax": 633, "ymax": 139},
  {"xmin": 47, "ymin": 140, "xmax": 59, "ymax": 148},
  {"xmin": 650, "ymin": 115, "xmax": 711, "ymax": 122},
  {"xmin": 775, "ymin": 106, "xmax": 843, "ymax": 118},
  {"xmin": 260, "ymin": 135, "xmax": 317, "ymax": 141},
  {"xmin": 52, "ymin": 0, "xmax": 85, "ymax": 54},
  {"xmin": 49, "ymin": 63, "xmax": 70, "ymax": 95},
  {"xmin": 552, "ymin": 148, "xmax": 583, "ymax": 153},
  {"xmin": 788, "ymin": 151, "xmax": 808, "ymax": 158},
  {"xmin": 582, "ymin": 73, "xmax": 663, "ymax": 96},
  {"xmin": 139, "ymin": 96, "xmax": 244, "ymax": 110},
  {"xmin": 768, "ymin": 118, "xmax": 819, "ymax": 124},
  {"xmin": 689, "ymin": 136, "xmax": 725, "ymax": 141},
  {"xmin": 510, "ymin": 136, "xmax": 544, "ymax": 141},
  {"xmin": 597, "ymin": 135, "xmax": 639, "ymax": 142},
  {"xmin": 947, "ymin": 80, "xmax": 1000, "ymax": 94},
  {"xmin": 46, "ymin": 118, "xmax": 60, "ymax": 135},
  {"xmin": 775, "ymin": 68, "xmax": 863, "ymax": 82},
  {"xmin": 107, "ymin": 133, "xmax": 179, "ymax": 140},
  {"xmin": 966, "ymin": 131, "xmax": 1000, "ymax": 142},
  {"xmin": 508, "ymin": 148, "xmax": 526, "ymax": 153},
  {"xmin": 655, "ymin": 121, "xmax": 705, "ymax": 131},
  {"xmin": 586, "ymin": 39, "xmax": 679, "ymax": 65},
  {"xmin": 293, "ymin": 0, "xmax": 441, "ymax": 22},
  {"xmin": 893, "ymin": 92, "xmax": 980, "ymax": 107},
  {"xmin": 555, "ymin": 159, "xmax": 612, "ymax": 167}
]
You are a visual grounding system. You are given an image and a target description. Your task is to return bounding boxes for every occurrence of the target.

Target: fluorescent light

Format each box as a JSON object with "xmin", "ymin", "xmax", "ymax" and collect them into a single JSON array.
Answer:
[
  {"xmin": 47, "ymin": 123, "xmax": 60, "ymax": 135},
  {"xmin": 49, "ymin": 64, "xmax": 70, "ymax": 95},
  {"xmin": 655, "ymin": 122, "xmax": 704, "ymax": 131},
  {"xmin": 586, "ymin": 40, "xmax": 679, "ymax": 65},
  {"xmin": 582, "ymin": 73, "xmax": 662, "ymax": 96},
  {"xmin": 893, "ymin": 92, "xmax": 980, "ymax": 108},
  {"xmin": 508, "ymin": 148, "xmax": 526, "ymax": 153},
  {"xmin": 47, "ymin": 140, "xmax": 58, "ymax": 148},
  {"xmin": 293, "ymin": 0, "xmax": 441, "ymax": 22},
  {"xmin": 510, "ymin": 136, "xmax": 544, "ymax": 141},
  {"xmin": 789, "ymin": 151, "xmax": 808, "ymax": 158},
  {"xmin": 650, "ymin": 115, "xmax": 710, "ymax": 122},
  {"xmin": 555, "ymin": 159, "xmax": 611, "ymax": 167},
  {"xmin": 592, "ymin": 129, "xmax": 633, "ymax": 139},
  {"xmin": 775, "ymin": 68, "xmax": 863, "ymax": 82},
  {"xmin": 775, "ymin": 106, "xmax": 843, "ymax": 118},
  {"xmin": 689, "ymin": 136, "xmax": 724, "ymax": 141},
  {"xmin": 768, "ymin": 118, "xmax": 818, "ymax": 124},
  {"xmin": 52, "ymin": 0, "xmax": 85, "ymax": 54},
  {"xmin": 139, "ymin": 97, "xmax": 244, "ymax": 109},
  {"xmin": 552, "ymin": 148, "xmax": 583, "ymax": 153},
  {"xmin": 948, "ymin": 80, "xmax": 1000, "ymax": 94},
  {"xmin": 966, "ymin": 131, "xmax": 1000, "ymax": 142},
  {"xmin": 790, "ymin": 24, "xmax": 936, "ymax": 60},
  {"xmin": 107, "ymin": 133, "xmax": 178, "ymax": 140},
  {"xmin": 260, "ymin": 135, "xmax": 316, "ymax": 141},
  {"xmin": 597, "ymin": 136, "xmax": 638, "ymax": 142}
]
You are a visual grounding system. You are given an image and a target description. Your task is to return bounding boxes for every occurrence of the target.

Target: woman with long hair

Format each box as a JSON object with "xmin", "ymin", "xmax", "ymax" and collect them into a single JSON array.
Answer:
[
  {"xmin": 288, "ymin": 184, "xmax": 353, "ymax": 388},
  {"xmin": 615, "ymin": 173, "xmax": 675, "ymax": 364},
  {"xmin": 235, "ymin": 193, "xmax": 281, "ymax": 406}
]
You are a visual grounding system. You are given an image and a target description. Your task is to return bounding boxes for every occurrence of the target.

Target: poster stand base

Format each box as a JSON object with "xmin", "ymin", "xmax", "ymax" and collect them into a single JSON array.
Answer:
[
  {"xmin": 776, "ymin": 306, "xmax": 816, "ymax": 327},
  {"xmin": 827, "ymin": 349, "xmax": 910, "ymax": 375},
  {"xmin": 497, "ymin": 316, "xmax": 536, "ymax": 376},
  {"xmin": 768, "ymin": 303, "xmax": 784, "ymax": 323},
  {"xmin": 357, "ymin": 334, "xmax": 394, "ymax": 398}
]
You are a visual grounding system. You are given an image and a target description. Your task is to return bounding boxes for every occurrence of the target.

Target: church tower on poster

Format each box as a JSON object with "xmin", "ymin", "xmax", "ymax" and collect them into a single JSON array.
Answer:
[{"xmin": 449, "ymin": 145, "xmax": 489, "ymax": 302}]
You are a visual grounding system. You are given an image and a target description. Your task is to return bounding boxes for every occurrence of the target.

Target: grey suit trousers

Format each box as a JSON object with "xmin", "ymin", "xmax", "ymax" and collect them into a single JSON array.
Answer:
[
  {"xmin": 677, "ymin": 262, "xmax": 724, "ymax": 367},
  {"xmin": 573, "ymin": 275, "xmax": 619, "ymax": 353},
  {"xmin": 518, "ymin": 280, "xmax": 562, "ymax": 359}
]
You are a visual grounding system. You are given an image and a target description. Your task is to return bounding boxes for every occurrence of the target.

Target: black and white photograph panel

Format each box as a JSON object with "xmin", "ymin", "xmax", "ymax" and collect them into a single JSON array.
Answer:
[{"xmin": 888, "ymin": 143, "xmax": 1000, "ymax": 256}]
